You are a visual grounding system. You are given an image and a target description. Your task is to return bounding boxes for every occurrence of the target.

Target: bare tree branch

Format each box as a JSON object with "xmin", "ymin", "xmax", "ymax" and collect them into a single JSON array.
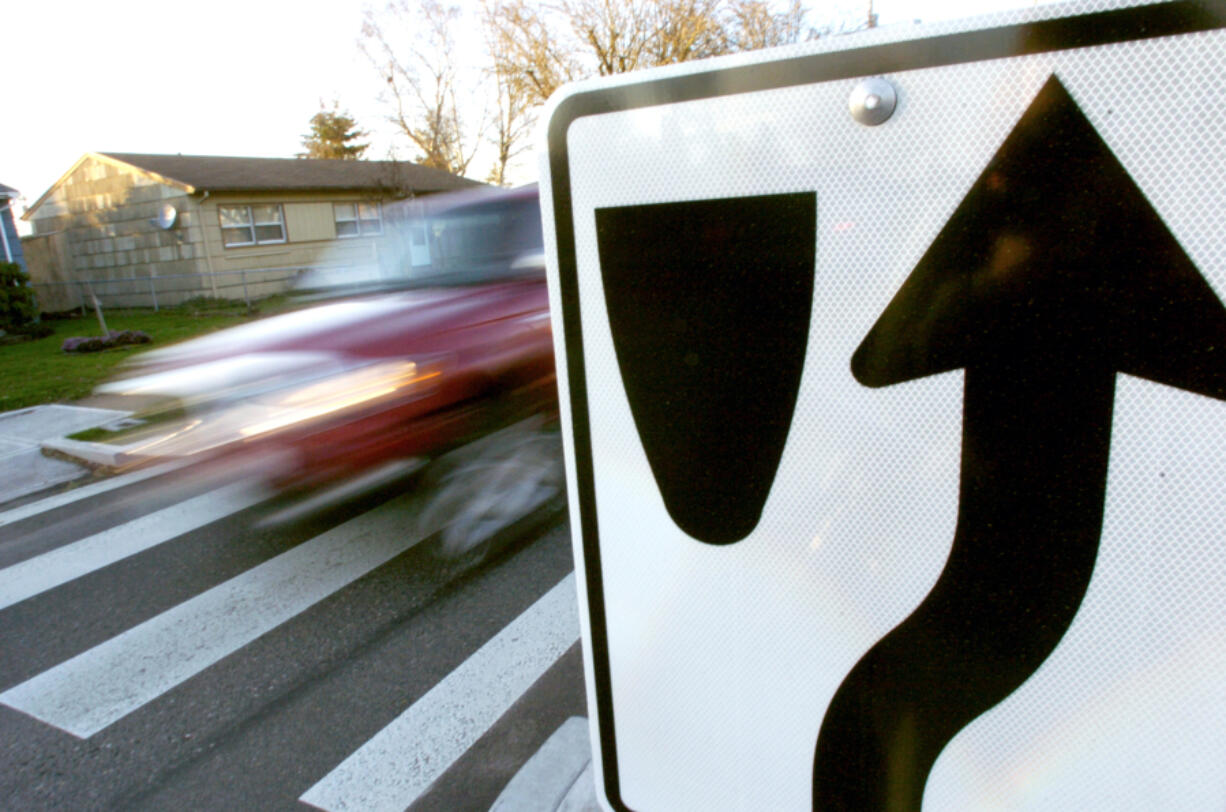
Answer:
[
  {"xmin": 726, "ymin": 0, "xmax": 808, "ymax": 50},
  {"xmin": 484, "ymin": 0, "xmax": 582, "ymax": 107},
  {"xmin": 647, "ymin": 0, "xmax": 730, "ymax": 65},
  {"xmin": 361, "ymin": 0, "xmax": 483, "ymax": 176},
  {"xmin": 358, "ymin": 1, "xmax": 861, "ymax": 183},
  {"xmin": 482, "ymin": 1, "xmax": 540, "ymax": 185},
  {"xmin": 561, "ymin": 0, "xmax": 656, "ymax": 75}
]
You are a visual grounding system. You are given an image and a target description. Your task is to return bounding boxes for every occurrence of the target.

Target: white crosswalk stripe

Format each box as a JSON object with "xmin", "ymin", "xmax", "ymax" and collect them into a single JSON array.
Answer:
[
  {"xmin": 0, "ymin": 460, "xmax": 187, "ymax": 530},
  {"xmin": 0, "ymin": 478, "xmax": 271, "ymax": 612},
  {"xmin": 299, "ymin": 572, "xmax": 579, "ymax": 812},
  {"xmin": 1, "ymin": 463, "xmax": 580, "ymax": 811},
  {"xmin": 0, "ymin": 489, "xmax": 439, "ymax": 738}
]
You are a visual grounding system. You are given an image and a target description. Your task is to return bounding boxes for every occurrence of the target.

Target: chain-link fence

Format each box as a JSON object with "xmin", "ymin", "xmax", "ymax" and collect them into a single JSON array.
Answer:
[{"xmin": 30, "ymin": 266, "xmax": 317, "ymax": 314}]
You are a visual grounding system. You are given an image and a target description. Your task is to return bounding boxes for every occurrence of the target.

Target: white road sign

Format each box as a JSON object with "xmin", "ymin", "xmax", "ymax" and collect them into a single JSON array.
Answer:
[{"xmin": 541, "ymin": 1, "xmax": 1226, "ymax": 809}]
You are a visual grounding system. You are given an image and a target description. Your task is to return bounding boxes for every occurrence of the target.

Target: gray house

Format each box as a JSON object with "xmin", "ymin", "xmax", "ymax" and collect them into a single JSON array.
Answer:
[{"xmin": 0, "ymin": 183, "xmax": 25, "ymax": 272}]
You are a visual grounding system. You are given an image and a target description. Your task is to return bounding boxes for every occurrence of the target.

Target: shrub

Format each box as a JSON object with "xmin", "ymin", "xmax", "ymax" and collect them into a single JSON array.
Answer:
[
  {"xmin": 109, "ymin": 329, "xmax": 151, "ymax": 346},
  {"xmin": 61, "ymin": 330, "xmax": 151, "ymax": 353},
  {"xmin": 62, "ymin": 336, "xmax": 99, "ymax": 353},
  {"xmin": 0, "ymin": 262, "xmax": 38, "ymax": 331}
]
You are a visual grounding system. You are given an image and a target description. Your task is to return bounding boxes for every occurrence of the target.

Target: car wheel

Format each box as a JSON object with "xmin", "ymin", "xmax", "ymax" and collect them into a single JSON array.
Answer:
[{"xmin": 418, "ymin": 417, "xmax": 564, "ymax": 564}]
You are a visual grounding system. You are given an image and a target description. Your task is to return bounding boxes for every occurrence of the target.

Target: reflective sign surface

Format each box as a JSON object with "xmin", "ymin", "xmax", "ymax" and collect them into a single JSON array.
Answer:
[{"xmin": 543, "ymin": 2, "xmax": 1226, "ymax": 808}]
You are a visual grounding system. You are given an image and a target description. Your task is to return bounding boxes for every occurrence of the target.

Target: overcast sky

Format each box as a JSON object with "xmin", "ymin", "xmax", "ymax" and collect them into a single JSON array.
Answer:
[{"xmin": 3, "ymin": 0, "xmax": 1053, "ymax": 234}]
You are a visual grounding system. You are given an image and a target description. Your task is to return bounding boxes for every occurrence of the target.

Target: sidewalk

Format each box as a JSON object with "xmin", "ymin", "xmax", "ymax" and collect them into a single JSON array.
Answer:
[{"xmin": 0, "ymin": 403, "xmax": 132, "ymax": 505}]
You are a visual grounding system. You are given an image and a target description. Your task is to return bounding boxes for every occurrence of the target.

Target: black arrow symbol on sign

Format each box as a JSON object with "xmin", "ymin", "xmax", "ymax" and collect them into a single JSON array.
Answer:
[{"xmin": 814, "ymin": 74, "xmax": 1226, "ymax": 810}]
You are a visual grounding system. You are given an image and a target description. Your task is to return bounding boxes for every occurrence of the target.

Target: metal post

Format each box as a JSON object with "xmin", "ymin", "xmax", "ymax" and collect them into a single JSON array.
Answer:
[
  {"xmin": 150, "ymin": 273, "xmax": 159, "ymax": 312},
  {"xmin": 86, "ymin": 281, "xmax": 108, "ymax": 335}
]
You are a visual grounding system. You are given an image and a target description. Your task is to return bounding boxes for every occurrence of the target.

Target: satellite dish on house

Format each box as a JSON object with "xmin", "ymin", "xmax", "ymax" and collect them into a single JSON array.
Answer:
[{"xmin": 152, "ymin": 202, "xmax": 178, "ymax": 229}]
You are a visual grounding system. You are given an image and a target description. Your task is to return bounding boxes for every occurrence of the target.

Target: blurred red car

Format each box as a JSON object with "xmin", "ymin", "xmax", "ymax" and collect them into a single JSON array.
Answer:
[{"xmin": 96, "ymin": 185, "xmax": 556, "ymax": 499}]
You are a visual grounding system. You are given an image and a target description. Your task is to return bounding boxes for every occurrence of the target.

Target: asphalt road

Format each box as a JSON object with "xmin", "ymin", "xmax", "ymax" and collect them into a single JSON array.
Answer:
[{"xmin": 0, "ymin": 462, "xmax": 586, "ymax": 811}]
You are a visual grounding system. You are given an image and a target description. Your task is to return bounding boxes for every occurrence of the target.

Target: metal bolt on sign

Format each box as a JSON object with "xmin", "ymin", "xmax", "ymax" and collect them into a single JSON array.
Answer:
[{"xmin": 849, "ymin": 77, "xmax": 897, "ymax": 125}]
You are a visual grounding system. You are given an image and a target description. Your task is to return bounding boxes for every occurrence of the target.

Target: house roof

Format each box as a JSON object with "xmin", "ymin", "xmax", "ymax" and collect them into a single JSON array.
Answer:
[
  {"xmin": 0, "ymin": 183, "xmax": 17, "ymax": 199},
  {"xmin": 99, "ymin": 153, "xmax": 482, "ymax": 195},
  {"xmin": 23, "ymin": 152, "xmax": 484, "ymax": 219}
]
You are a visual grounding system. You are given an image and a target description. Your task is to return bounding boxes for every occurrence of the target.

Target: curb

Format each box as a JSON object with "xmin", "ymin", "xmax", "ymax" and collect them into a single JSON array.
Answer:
[
  {"xmin": 490, "ymin": 716, "xmax": 599, "ymax": 812},
  {"xmin": 41, "ymin": 437, "xmax": 135, "ymax": 470}
]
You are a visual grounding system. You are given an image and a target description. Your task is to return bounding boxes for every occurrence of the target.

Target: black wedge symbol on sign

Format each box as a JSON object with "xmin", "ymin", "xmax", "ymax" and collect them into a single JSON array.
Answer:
[
  {"xmin": 814, "ymin": 75, "xmax": 1226, "ymax": 810},
  {"xmin": 595, "ymin": 193, "xmax": 816, "ymax": 544}
]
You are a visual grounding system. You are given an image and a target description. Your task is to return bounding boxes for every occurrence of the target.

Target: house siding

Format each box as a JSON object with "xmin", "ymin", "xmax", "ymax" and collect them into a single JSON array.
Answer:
[
  {"xmin": 199, "ymin": 191, "xmax": 385, "ymax": 300},
  {"xmin": 25, "ymin": 156, "xmax": 203, "ymax": 308},
  {"xmin": 23, "ymin": 155, "xmax": 445, "ymax": 309},
  {"xmin": 284, "ymin": 202, "xmax": 337, "ymax": 242}
]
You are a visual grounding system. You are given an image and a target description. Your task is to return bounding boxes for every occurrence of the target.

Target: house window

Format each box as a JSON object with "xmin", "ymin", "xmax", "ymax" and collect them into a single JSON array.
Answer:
[
  {"xmin": 219, "ymin": 205, "xmax": 286, "ymax": 247},
  {"xmin": 334, "ymin": 202, "xmax": 383, "ymax": 238}
]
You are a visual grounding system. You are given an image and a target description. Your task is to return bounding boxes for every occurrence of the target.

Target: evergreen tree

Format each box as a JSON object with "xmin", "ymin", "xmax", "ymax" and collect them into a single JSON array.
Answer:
[
  {"xmin": 299, "ymin": 103, "xmax": 370, "ymax": 160},
  {"xmin": 0, "ymin": 262, "xmax": 38, "ymax": 332}
]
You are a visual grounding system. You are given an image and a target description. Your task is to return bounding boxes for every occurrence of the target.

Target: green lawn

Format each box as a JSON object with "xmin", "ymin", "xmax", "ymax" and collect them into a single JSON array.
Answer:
[{"xmin": 0, "ymin": 298, "xmax": 300, "ymax": 413}]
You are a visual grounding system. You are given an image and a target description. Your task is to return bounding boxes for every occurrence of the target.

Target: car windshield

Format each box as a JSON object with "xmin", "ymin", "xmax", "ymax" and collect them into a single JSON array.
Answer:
[
  {"xmin": 290, "ymin": 187, "xmax": 544, "ymax": 299},
  {"xmin": 382, "ymin": 191, "xmax": 544, "ymax": 287}
]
